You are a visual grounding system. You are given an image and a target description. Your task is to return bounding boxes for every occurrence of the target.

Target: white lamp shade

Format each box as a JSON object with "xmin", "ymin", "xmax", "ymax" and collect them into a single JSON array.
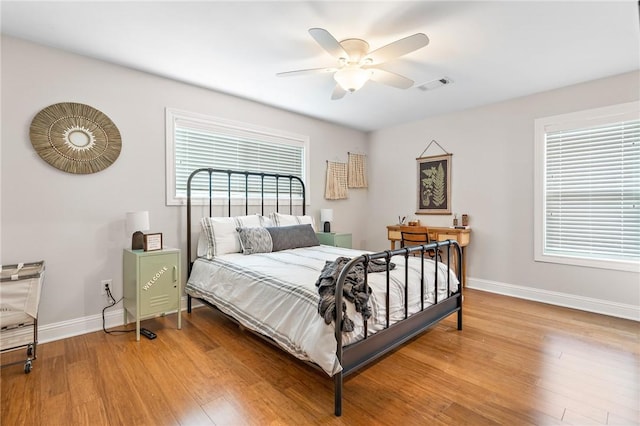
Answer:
[
  {"xmin": 126, "ymin": 211, "xmax": 150, "ymax": 234},
  {"xmin": 334, "ymin": 66, "xmax": 372, "ymax": 92},
  {"xmin": 320, "ymin": 209, "xmax": 334, "ymax": 223}
]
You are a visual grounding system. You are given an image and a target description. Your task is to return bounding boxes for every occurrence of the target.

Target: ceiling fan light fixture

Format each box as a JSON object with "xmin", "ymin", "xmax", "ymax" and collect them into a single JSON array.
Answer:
[
  {"xmin": 334, "ymin": 66, "xmax": 372, "ymax": 92},
  {"xmin": 280, "ymin": 28, "xmax": 430, "ymax": 99}
]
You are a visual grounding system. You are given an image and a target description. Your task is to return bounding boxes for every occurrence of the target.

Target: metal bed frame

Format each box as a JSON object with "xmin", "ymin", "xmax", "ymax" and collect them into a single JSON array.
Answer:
[{"xmin": 185, "ymin": 168, "xmax": 463, "ymax": 416}]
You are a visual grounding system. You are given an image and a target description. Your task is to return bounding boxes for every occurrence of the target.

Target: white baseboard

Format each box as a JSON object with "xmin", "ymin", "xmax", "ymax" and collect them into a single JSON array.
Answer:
[
  {"xmin": 34, "ymin": 283, "xmax": 639, "ymax": 345},
  {"xmin": 38, "ymin": 307, "xmax": 124, "ymax": 344},
  {"xmin": 467, "ymin": 277, "xmax": 640, "ymax": 321},
  {"xmin": 37, "ymin": 296, "xmax": 202, "ymax": 344}
]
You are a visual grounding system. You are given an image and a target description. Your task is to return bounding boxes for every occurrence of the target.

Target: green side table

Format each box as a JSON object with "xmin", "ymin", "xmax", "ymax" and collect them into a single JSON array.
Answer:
[
  {"xmin": 123, "ymin": 248, "xmax": 181, "ymax": 341},
  {"xmin": 316, "ymin": 232, "xmax": 352, "ymax": 249}
]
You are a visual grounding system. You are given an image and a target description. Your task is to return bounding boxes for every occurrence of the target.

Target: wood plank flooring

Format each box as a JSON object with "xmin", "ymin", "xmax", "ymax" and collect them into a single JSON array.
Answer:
[{"xmin": 1, "ymin": 289, "xmax": 638, "ymax": 425}]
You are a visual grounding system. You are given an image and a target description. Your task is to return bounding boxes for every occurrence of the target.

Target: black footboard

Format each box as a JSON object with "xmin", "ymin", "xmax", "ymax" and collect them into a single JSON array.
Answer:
[{"xmin": 332, "ymin": 241, "xmax": 463, "ymax": 416}]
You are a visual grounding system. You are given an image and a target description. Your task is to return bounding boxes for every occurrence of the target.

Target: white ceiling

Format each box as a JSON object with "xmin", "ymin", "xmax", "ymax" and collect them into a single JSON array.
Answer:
[{"xmin": 1, "ymin": 1, "xmax": 639, "ymax": 132}]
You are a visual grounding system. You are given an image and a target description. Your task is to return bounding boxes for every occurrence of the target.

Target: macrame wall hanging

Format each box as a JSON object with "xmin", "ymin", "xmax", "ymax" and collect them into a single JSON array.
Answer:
[
  {"xmin": 325, "ymin": 161, "xmax": 348, "ymax": 200},
  {"xmin": 347, "ymin": 152, "xmax": 368, "ymax": 189}
]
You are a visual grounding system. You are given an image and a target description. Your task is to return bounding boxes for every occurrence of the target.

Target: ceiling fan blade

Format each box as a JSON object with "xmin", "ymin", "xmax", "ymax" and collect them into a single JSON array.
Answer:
[
  {"xmin": 331, "ymin": 85, "xmax": 347, "ymax": 100},
  {"xmin": 309, "ymin": 28, "xmax": 349, "ymax": 60},
  {"xmin": 369, "ymin": 68, "xmax": 414, "ymax": 89},
  {"xmin": 366, "ymin": 33, "xmax": 429, "ymax": 65},
  {"xmin": 276, "ymin": 67, "xmax": 336, "ymax": 77}
]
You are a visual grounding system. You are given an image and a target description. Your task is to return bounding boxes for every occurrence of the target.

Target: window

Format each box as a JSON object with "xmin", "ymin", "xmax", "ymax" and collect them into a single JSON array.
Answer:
[
  {"xmin": 166, "ymin": 108, "xmax": 309, "ymax": 206},
  {"xmin": 534, "ymin": 101, "xmax": 640, "ymax": 272}
]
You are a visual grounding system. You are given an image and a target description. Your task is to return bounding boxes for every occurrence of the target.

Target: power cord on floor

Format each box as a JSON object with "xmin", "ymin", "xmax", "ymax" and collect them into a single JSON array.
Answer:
[{"xmin": 102, "ymin": 286, "xmax": 135, "ymax": 335}]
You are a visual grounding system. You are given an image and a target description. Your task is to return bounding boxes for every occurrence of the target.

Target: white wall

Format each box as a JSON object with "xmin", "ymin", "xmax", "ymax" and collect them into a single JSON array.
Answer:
[
  {"xmin": 367, "ymin": 71, "xmax": 640, "ymax": 318},
  {"xmin": 0, "ymin": 36, "xmax": 368, "ymax": 329}
]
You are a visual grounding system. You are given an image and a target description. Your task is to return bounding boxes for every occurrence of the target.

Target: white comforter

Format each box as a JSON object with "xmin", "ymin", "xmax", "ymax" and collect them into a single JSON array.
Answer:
[{"xmin": 185, "ymin": 245, "xmax": 458, "ymax": 376}]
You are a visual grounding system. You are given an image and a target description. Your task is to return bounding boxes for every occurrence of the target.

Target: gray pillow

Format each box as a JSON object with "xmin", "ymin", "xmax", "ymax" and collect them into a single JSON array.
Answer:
[
  {"xmin": 266, "ymin": 224, "xmax": 320, "ymax": 252},
  {"xmin": 236, "ymin": 227, "xmax": 273, "ymax": 254}
]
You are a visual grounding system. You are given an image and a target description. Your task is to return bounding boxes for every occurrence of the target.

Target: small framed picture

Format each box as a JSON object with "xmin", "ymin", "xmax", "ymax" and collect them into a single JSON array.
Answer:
[{"xmin": 143, "ymin": 233, "xmax": 163, "ymax": 251}]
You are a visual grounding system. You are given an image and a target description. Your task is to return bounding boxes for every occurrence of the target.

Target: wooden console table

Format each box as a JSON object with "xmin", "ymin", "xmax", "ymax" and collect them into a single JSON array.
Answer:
[{"xmin": 387, "ymin": 225, "xmax": 471, "ymax": 287}]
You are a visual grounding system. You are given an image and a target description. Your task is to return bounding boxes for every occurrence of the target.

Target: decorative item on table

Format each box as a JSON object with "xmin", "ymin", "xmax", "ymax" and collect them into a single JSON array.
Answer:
[
  {"xmin": 143, "ymin": 233, "xmax": 163, "ymax": 252},
  {"xmin": 452, "ymin": 213, "xmax": 458, "ymax": 227},
  {"xmin": 126, "ymin": 211, "xmax": 149, "ymax": 250},
  {"xmin": 462, "ymin": 214, "xmax": 469, "ymax": 227},
  {"xmin": 407, "ymin": 219, "xmax": 420, "ymax": 226},
  {"xmin": 398, "ymin": 216, "xmax": 406, "ymax": 225},
  {"xmin": 321, "ymin": 209, "xmax": 334, "ymax": 232}
]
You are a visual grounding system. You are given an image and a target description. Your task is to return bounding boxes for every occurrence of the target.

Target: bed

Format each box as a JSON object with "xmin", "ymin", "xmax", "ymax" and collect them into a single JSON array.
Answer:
[{"xmin": 184, "ymin": 168, "xmax": 463, "ymax": 416}]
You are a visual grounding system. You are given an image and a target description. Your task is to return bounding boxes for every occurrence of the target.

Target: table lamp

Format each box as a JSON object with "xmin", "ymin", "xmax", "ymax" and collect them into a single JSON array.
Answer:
[
  {"xmin": 320, "ymin": 209, "xmax": 333, "ymax": 233},
  {"xmin": 126, "ymin": 211, "xmax": 149, "ymax": 250}
]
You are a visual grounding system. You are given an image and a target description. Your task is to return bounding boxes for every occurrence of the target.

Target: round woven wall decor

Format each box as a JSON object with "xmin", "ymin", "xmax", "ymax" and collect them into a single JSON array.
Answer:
[{"xmin": 29, "ymin": 102, "xmax": 122, "ymax": 174}]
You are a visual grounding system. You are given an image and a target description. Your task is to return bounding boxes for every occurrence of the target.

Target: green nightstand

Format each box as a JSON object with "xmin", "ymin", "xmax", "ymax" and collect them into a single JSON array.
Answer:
[
  {"xmin": 316, "ymin": 232, "xmax": 352, "ymax": 249},
  {"xmin": 123, "ymin": 248, "xmax": 181, "ymax": 341}
]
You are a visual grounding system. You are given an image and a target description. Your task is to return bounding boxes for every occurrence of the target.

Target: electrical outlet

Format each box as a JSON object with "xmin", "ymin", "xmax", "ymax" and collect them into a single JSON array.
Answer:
[{"xmin": 101, "ymin": 279, "xmax": 112, "ymax": 296}]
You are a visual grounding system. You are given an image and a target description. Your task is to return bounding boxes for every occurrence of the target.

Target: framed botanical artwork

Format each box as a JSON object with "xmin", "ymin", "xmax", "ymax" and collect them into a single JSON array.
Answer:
[{"xmin": 416, "ymin": 154, "xmax": 451, "ymax": 215}]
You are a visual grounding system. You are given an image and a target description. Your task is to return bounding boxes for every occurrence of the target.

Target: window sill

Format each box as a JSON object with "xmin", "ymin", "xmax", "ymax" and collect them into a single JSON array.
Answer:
[{"xmin": 535, "ymin": 253, "xmax": 640, "ymax": 273}]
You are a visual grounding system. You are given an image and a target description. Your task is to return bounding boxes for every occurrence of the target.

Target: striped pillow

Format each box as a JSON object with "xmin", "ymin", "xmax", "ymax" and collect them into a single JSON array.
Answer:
[
  {"xmin": 200, "ymin": 215, "xmax": 262, "ymax": 257},
  {"xmin": 269, "ymin": 212, "xmax": 316, "ymax": 230}
]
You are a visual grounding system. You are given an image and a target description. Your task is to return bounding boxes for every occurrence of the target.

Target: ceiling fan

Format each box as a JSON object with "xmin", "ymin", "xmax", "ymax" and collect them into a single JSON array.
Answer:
[{"xmin": 277, "ymin": 28, "xmax": 429, "ymax": 100}]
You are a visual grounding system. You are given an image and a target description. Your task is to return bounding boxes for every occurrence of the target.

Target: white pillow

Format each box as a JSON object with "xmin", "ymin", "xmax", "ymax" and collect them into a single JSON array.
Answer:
[
  {"xmin": 269, "ymin": 212, "xmax": 316, "ymax": 231},
  {"xmin": 258, "ymin": 215, "xmax": 274, "ymax": 227},
  {"xmin": 197, "ymin": 232, "xmax": 208, "ymax": 258},
  {"xmin": 200, "ymin": 215, "xmax": 263, "ymax": 257}
]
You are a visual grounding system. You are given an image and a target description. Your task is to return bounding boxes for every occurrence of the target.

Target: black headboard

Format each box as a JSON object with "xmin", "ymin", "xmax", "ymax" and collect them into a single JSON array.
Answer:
[{"xmin": 186, "ymin": 168, "xmax": 306, "ymax": 272}]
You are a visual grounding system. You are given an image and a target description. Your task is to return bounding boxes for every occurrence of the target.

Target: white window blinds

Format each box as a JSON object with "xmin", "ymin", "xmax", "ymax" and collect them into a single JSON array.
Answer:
[
  {"xmin": 166, "ymin": 109, "xmax": 308, "ymax": 205},
  {"xmin": 544, "ymin": 117, "xmax": 640, "ymax": 262}
]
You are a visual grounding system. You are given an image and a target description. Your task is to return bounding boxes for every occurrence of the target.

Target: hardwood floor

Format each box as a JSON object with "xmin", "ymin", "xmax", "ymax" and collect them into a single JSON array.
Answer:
[{"xmin": 1, "ymin": 289, "xmax": 638, "ymax": 425}]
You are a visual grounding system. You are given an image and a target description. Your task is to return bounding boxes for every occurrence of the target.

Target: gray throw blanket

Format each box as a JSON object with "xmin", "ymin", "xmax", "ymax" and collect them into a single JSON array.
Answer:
[{"xmin": 316, "ymin": 257, "xmax": 395, "ymax": 332}]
